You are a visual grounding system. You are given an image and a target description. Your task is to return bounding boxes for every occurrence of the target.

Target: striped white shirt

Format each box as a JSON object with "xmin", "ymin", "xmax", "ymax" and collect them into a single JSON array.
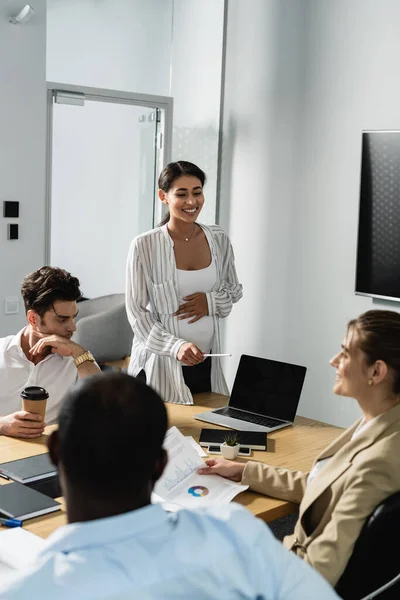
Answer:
[{"xmin": 125, "ymin": 224, "xmax": 243, "ymax": 404}]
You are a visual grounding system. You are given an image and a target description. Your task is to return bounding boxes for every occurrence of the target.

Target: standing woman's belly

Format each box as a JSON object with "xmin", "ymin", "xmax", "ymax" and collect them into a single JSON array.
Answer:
[{"xmin": 176, "ymin": 259, "xmax": 216, "ymax": 353}]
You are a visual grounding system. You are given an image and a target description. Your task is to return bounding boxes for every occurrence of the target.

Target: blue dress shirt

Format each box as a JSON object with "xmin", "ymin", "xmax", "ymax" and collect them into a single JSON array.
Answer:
[{"xmin": 0, "ymin": 503, "xmax": 338, "ymax": 599}]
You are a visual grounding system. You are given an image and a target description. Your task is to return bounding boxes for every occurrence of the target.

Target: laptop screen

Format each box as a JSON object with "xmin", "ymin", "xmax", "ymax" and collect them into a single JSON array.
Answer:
[{"xmin": 229, "ymin": 355, "xmax": 307, "ymax": 422}]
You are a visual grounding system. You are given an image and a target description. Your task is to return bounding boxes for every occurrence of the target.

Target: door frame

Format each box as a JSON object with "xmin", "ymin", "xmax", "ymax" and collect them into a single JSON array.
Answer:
[{"xmin": 45, "ymin": 82, "xmax": 173, "ymax": 264}]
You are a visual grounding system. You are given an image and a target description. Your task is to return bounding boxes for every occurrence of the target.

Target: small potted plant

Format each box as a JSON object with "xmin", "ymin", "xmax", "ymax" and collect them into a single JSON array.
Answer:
[{"xmin": 221, "ymin": 432, "xmax": 240, "ymax": 460}]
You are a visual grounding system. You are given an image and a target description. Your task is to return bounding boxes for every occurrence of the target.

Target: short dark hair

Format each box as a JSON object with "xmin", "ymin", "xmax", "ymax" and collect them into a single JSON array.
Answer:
[
  {"xmin": 348, "ymin": 310, "xmax": 400, "ymax": 393},
  {"xmin": 57, "ymin": 373, "xmax": 168, "ymax": 494},
  {"xmin": 158, "ymin": 161, "xmax": 207, "ymax": 226},
  {"xmin": 21, "ymin": 266, "xmax": 81, "ymax": 317}
]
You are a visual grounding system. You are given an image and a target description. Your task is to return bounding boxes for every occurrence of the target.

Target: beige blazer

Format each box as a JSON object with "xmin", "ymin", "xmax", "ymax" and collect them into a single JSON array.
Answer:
[{"xmin": 242, "ymin": 402, "xmax": 400, "ymax": 586}]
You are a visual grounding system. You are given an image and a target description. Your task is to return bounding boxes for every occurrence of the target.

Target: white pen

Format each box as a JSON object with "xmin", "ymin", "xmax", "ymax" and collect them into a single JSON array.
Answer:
[{"xmin": 203, "ymin": 353, "xmax": 232, "ymax": 357}]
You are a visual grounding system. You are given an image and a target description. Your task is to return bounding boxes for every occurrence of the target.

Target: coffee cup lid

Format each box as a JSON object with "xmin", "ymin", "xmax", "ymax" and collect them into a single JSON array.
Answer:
[{"xmin": 21, "ymin": 386, "xmax": 49, "ymax": 400}]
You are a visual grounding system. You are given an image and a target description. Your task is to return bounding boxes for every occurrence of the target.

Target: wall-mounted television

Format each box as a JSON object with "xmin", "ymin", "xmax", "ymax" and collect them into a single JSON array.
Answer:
[{"xmin": 355, "ymin": 130, "xmax": 400, "ymax": 302}]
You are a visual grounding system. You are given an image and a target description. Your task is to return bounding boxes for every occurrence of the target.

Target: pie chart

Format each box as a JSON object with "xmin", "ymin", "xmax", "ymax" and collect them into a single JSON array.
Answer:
[{"xmin": 188, "ymin": 486, "xmax": 209, "ymax": 497}]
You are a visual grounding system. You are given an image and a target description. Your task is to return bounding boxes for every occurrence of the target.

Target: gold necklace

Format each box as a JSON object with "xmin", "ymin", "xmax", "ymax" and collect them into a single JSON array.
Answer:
[{"xmin": 184, "ymin": 224, "xmax": 196, "ymax": 242}]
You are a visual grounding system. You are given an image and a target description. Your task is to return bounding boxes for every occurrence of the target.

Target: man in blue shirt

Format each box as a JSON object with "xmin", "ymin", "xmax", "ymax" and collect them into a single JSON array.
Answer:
[{"xmin": 0, "ymin": 373, "xmax": 339, "ymax": 599}]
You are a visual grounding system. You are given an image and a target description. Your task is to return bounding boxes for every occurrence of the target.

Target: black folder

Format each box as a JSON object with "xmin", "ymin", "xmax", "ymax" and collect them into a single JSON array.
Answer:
[
  {"xmin": 199, "ymin": 429, "xmax": 267, "ymax": 450},
  {"xmin": 0, "ymin": 453, "xmax": 56, "ymax": 484},
  {"xmin": 0, "ymin": 481, "xmax": 61, "ymax": 521}
]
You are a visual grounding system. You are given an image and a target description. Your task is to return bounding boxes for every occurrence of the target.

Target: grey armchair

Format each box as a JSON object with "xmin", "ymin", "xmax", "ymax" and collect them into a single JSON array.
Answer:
[{"xmin": 73, "ymin": 294, "xmax": 133, "ymax": 367}]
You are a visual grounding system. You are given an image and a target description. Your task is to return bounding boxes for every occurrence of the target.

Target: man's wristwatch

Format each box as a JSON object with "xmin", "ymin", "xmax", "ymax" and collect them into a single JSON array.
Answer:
[{"xmin": 74, "ymin": 351, "xmax": 95, "ymax": 368}]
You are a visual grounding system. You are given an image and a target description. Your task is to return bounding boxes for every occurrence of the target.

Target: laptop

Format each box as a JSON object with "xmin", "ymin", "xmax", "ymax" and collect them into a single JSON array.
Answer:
[{"xmin": 195, "ymin": 354, "xmax": 307, "ymax": 433}]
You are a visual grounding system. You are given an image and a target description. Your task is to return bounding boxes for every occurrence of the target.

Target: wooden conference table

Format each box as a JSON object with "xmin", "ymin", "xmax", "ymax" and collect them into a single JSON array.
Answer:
[{"xmin": 0, "ymin": 393, "xmax": 341, "ymax": 539}]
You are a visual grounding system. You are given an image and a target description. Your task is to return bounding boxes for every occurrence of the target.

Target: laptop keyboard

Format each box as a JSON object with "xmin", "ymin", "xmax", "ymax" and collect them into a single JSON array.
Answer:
[{"xmin": 215, "ymin": 407, "xmax": 284, "ymax": 428}]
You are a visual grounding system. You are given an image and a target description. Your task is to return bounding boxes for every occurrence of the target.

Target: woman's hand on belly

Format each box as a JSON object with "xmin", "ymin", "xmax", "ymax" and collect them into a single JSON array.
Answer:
[
  {"xmin": 174, "ymin": 292, "xmax": 208, "ymax": 324},
  {"xmin": 177, "ymin": 342, "xmax": 204, "ymax": 366}
]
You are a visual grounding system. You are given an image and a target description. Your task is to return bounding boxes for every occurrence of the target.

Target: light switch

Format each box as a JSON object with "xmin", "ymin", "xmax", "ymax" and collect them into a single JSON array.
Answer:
[
  {"xmin": 3, "ymin": 201, "xmax": 19, "ymax": 218},
  {"xmin": 7, "ymin": 223, "xmax": 18, "ymax": 240},
  {"xmin": 4, "ymin": 297, "xmax": 19, "ymax": 315}
]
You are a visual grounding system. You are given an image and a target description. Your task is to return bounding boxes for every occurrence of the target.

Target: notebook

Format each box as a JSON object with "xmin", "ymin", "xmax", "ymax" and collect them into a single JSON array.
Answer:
[
  {"xmin": 195, "ymin": 354, "xmax": 307, "ymax": 433},
  {"xmin": 0, "ymin": 481, "xmax": 61, "ymax": 521},
  {"xmin": 0, "ymin": 453, "xmax": 56, "ymax": 484},
  {"xmin": 199, "ymin": 429, "xmax": 267, "ymax": 450}
]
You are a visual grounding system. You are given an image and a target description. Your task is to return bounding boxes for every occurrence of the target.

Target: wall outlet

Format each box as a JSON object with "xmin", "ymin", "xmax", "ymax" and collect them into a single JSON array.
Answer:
[{"xmin": 4, "ymin": 297, "xmax": 19, "ymax": 315}]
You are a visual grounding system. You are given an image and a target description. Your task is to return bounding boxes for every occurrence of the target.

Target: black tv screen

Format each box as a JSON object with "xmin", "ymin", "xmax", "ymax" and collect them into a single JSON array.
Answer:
[{"xmin": 356, "ymin": 130, "xmax": 400, "ymax": 301}]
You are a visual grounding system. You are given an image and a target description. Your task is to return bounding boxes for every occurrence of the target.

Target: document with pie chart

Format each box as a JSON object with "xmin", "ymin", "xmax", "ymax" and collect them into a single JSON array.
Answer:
[{"xmin": 153, "ymin": 426, "xmax": 248, "ymax": 510}]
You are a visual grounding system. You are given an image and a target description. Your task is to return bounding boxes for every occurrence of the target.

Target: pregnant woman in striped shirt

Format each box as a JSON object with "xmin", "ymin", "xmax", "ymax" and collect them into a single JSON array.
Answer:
[{"xmin": 126, "ymin": 161, "xmax": 243, "ymax": 404}]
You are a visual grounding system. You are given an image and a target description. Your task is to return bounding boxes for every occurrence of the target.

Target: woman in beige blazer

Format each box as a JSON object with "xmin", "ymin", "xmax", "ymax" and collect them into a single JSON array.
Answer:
[{"xmin": 198, "ymin": 310, "xmax": 400, "ymax": 586}]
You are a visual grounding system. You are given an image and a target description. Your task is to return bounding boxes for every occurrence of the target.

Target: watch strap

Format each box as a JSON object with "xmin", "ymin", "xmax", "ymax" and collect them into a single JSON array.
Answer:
[{"xmin": 74, "ymin": 351, "xmax": 95, "ymax": 367}]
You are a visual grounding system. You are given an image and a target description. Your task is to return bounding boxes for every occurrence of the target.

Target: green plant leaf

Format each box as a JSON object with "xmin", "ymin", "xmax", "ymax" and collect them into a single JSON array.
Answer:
[{"xmin": 223, "ymin": 432, "xmax": 239, "ymax": 446}]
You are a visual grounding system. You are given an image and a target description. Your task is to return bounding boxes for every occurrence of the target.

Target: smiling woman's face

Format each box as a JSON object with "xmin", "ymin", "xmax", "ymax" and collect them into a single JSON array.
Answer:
[
  {"xmin": 329, "ymin": 328, "xmax": 371, "ymax": 399},
  {"xmin": 159, "ymin": 175, "xmax": 204, "ymax": 224}
]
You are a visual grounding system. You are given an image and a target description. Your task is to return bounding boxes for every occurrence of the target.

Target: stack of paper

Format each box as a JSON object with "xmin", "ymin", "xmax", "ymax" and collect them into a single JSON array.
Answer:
[
  {"xmin": 0, "ymin": 528, "xmax": 45, "ymax": 586},
  {"xmin": 153, "ymin": 427, "xmax": 248, "ymax": 511}
]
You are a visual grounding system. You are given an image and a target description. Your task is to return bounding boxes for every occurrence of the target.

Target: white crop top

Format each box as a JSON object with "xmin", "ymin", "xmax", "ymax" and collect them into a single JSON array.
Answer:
[{"xmin": 176, "ymin": 258, "xmax": 216, "ymax": 353}]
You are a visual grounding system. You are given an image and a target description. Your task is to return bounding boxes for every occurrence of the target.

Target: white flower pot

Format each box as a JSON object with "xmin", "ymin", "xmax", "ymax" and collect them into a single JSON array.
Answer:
[{"xmin": 221, "ymin": 442, "xmax": 240, "ymax": 460}]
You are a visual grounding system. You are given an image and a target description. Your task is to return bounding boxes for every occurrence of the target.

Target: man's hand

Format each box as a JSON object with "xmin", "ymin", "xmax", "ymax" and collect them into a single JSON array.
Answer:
[
  {"xmin": 30, "ymin": 334, "xmax": 84, "ymax": 359},
  {"xmin": 177, "ymin": 342, "xmax": 204, "ymax": 366},
  {"xmin": 174, "ymin": 292, "xmax": 208, "ymax": 324},
  {"xmin": 0, "ymin": 412, "xmax": 45, "ymax": 438},
  {"xmin": 197, "ymin": 458, "xmax": 245, "ymax": 482}
]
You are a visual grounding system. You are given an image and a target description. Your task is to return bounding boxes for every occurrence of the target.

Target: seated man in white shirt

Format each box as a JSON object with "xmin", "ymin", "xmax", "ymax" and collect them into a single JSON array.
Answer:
[
  {"xmin": 0, "ymin": 373, "xmax": 339, "ymax": 600},
  {"xmin": 0, "ymin": 266, "xmax": 100, "ymax": 438}
]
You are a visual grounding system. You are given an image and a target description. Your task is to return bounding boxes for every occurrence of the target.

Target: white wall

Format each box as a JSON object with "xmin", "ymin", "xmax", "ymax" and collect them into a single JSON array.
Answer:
[
  {"xmin": 170, "ymin": 0, "xmax": 225, "ymax": 224},
  {"xmin": 0, "ymin": 1, "xmax": 47, "ymax": 336},
  {"xmin": 47, "ymin": 0, "xmax": 172, "ymax": 96},
  {"xmin": 220, "ymin": 0, "xmax": 306, "ymax": 397},
  {"xmin": 287, "ymin": 0, "xmax": 400, "ymax": 427},
  {"xmin": 221, "ymin": 0, "xmax": 400, "ymax": 428}
]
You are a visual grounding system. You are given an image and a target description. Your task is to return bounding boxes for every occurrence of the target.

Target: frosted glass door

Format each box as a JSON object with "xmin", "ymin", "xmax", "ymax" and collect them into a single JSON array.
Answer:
[{"xmin": 50, "ymin": 101, "xmax": 158, "ymax": 298}]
